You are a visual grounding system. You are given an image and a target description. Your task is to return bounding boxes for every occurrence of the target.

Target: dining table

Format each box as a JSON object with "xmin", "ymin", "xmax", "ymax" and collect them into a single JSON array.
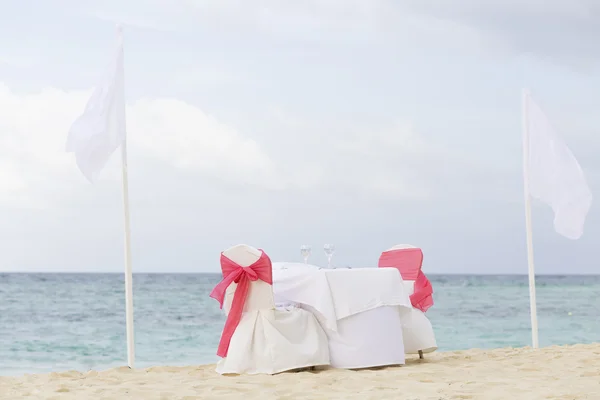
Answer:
[{"xmin": 272, "ymin": 262, "xmax": 412, "ymax": 332}]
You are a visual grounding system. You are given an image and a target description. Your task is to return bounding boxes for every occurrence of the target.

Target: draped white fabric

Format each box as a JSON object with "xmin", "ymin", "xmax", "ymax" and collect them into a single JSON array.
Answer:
[
  {"xmin": 216, "ymin": 299, "xmax": 330, "ymax": 375},
  {"xmin": 328, "ymin": 306, "xmax": 406, "ymax": 368},
  {"xmin": 400, "ymin": 307, "xmax": 437, "ymax": 355},
  {"xmin": 273, "ymin": 266, "xmax": 412, "ymax": 330},
  {"xmin": 272, "ymin": 263, "xmax": 337, "ymax": 330},
  {"xmin": 325, "ymin": 268, "xmax": 411, "ymax": 319},
  {"xmin": 272, "ymin": 266, "xmax": 411, "ymax": 368},
  {"xmin": 398, "ymin": 278, "xmax": 437, "ymax": 354}
]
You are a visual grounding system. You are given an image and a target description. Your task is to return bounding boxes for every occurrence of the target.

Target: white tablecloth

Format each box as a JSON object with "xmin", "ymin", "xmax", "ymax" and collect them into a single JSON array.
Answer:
[{"xmin": 272, "ymin": 263, "xmax": 412, "ymax": 332}]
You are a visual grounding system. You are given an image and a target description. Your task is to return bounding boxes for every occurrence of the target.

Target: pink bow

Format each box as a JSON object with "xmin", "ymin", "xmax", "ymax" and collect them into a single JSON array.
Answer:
[{"xmin": 209, "ymin": 250, "xmax": 273, "ymax": 358}]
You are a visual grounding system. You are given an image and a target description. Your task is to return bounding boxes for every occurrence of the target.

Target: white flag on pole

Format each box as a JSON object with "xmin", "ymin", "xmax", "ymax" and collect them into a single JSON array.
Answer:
[
  {"xmin": 65, "ymin": 26, "xmax": 136, "ymax": 368},
  {"xmin": 66, "ymin": 27, "xmax": 125, "ymax": 183},
  {"xmin": 525, "ymin": 93, "xmax": 592, "ymax": 240}
]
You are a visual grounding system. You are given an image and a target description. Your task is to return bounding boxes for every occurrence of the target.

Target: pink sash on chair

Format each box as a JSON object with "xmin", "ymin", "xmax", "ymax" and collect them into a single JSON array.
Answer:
[
  {"xmin": 410, "ymin": 271, "xmax": 433, "ymax": 313},
  {"xmin": 378, "ymin": 248, "xmax": 434, "ymax": 313},
  {"xmin": 209, "ymin": 250, "xmax": 273, "ymax": 357}
]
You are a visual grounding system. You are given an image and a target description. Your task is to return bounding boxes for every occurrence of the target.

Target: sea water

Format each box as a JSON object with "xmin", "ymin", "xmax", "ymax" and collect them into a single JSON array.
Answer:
[{"xmin": 1, "ymin": 273, "xmax": 598, "ymax": 376}]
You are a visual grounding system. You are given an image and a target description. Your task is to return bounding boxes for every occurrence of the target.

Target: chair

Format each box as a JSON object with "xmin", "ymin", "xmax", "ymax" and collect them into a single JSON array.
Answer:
[
  {"xmin": 210, "ymin": 244, "xmax": 330, "ymax": 374},
  {"xmin": 378, "ymin": 244, "xmax": 437, "ymax": 358}
]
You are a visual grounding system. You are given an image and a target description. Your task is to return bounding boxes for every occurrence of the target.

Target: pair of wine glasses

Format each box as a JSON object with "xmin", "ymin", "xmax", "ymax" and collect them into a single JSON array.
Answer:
[{"xmin": 300, "ymin": 244, "xmax": 335, "ymax": 268}]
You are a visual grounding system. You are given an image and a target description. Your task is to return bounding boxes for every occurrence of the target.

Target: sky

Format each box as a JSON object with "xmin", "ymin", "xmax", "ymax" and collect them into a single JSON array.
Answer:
[{"xmin": 1, "ymin": 0, "xmax": 599, "ymax": 274}]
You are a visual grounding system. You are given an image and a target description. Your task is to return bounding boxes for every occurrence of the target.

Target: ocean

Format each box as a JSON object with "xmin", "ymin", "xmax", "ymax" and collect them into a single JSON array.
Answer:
[{"xmin": 1, "ymin": 273, "xmax": 598, "ymax": 376}]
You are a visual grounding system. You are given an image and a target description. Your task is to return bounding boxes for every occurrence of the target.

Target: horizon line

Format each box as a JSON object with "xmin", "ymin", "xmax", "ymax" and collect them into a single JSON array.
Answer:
[{"xmin": 1, "ymin": 271, "xmax": 599, "ymax": 277}]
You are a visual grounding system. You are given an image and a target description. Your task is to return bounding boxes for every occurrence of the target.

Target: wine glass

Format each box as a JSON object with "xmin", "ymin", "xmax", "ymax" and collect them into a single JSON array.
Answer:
[
  {"xmin": 324, "ymin": 244, "xmax": 335, "ymax": 268},
  {"xmin": 300, "ymin": 245, "xmax": 311, "ymax": 264}
]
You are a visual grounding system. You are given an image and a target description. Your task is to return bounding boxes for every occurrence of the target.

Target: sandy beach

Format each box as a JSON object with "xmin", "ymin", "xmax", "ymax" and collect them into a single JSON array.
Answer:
[{"xmin": 1, "ymin": 343, "xmax": 599, "ymax": 400}]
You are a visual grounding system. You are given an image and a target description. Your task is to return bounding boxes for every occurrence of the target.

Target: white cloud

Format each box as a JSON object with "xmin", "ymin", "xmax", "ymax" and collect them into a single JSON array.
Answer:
[
  {"xmin": 127, "ymin": 97, "xmax": 282, "ymax": 189},
  {"xmin": 0, "ymin": 83, "xmax": 281, "ymax": 208},
  {"xmin": 0, "ymin": 79, "xmax": 459, "ymax": 273},
  {"xmin": 0, "ymin": 84, "xmax": 85, "ymax": 206},
  {"xmin": 331, "ymin": 122, "xmax": 435, "ymax": 199},
  {"xmin": 0, "ymin": 79, "xmax": 455, "ymax": 215},
  {"xmin": 260, "ymin": 107, "xmax": 455, "ymax": 200}
]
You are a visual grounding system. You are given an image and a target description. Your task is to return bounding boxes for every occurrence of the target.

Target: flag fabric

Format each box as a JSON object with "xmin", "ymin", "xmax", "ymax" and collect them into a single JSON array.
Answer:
[
  {"xmin": 525, "ymin": 92, "xmax": 592, "ymax": 240},
  {"xmin": 66, "ymin": 28, "xmax": 126, "ymax": 183}
]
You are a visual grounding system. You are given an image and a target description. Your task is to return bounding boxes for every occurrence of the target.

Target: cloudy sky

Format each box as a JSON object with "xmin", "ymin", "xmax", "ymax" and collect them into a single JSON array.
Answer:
[{"xmin": 1, "ymin": 0, "xmax": 599, "ymax": 274}]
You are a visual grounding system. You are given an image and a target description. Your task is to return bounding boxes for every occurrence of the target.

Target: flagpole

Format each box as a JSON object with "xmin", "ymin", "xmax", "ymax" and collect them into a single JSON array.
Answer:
[
  {"xmin": 121, "ymin": 142, "xmax": 135, "ymax": 368},
  {"xmin": 521, "ymin": 88, "xmax": 539, "ymax": 349},
  {"xmin": 119, "ymin": 25, "xmax": 135, "ymax": 368}
]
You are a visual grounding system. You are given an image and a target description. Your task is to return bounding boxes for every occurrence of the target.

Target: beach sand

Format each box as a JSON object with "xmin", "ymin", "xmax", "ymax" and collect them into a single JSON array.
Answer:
[{"xmin": 1, "ymin": 343, "xmax": 599, "ymax": 399}]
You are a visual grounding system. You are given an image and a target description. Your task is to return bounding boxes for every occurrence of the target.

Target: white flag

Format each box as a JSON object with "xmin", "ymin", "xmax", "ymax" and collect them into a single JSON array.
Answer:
[
  {"xmin": 525, "ymin": 92, "xmax": 592, "ymax": 239},
  {"xmin": 66, "ymin": 28, "xmax": 125, "ymax": 183}
]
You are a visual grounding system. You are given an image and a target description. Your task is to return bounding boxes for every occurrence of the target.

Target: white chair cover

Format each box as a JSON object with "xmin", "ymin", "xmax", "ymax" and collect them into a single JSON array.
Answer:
[
  {"xmin": 214, "ymin": 244, "xmax": 330, "ymax": 375},
  {"xmin": 382, "ymin": 244, "xmax": 437, "ymax": 355}
]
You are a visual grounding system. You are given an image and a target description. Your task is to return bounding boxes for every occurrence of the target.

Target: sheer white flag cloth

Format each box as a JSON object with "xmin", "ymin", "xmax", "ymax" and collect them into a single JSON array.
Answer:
[
  {"xmin": 66, "ymin": 28, "xmax": 126, "ymax": 183},
  {"xmin": 525, "ymin": 93, "xmax": 592, "ymax": 240}
]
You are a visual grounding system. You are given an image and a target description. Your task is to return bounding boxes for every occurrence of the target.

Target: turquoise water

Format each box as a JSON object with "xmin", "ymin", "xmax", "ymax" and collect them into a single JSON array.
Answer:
[{"xmin": 1, "ymin": 273, "xmax": 598, "ymax": 376}]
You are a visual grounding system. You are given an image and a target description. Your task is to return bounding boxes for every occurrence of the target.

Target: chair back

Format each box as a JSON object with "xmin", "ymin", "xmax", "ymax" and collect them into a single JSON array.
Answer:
[
  {"xmin": 378, "ymin": 244, "xmax": 423, "ymax": 281},
  {"xmin": 221, "ymin": 244, "xmax": 274, "ymax": 315},
  {"xmin": 378, "ymin": 244, "xmax": 434, "ymax": 312}
]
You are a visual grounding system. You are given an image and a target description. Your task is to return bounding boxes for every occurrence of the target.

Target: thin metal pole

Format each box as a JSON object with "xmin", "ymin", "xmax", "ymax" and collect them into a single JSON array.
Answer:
[{"xmin": 522, "ymin": 88, "xmax": 539, "ymax": 349}]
